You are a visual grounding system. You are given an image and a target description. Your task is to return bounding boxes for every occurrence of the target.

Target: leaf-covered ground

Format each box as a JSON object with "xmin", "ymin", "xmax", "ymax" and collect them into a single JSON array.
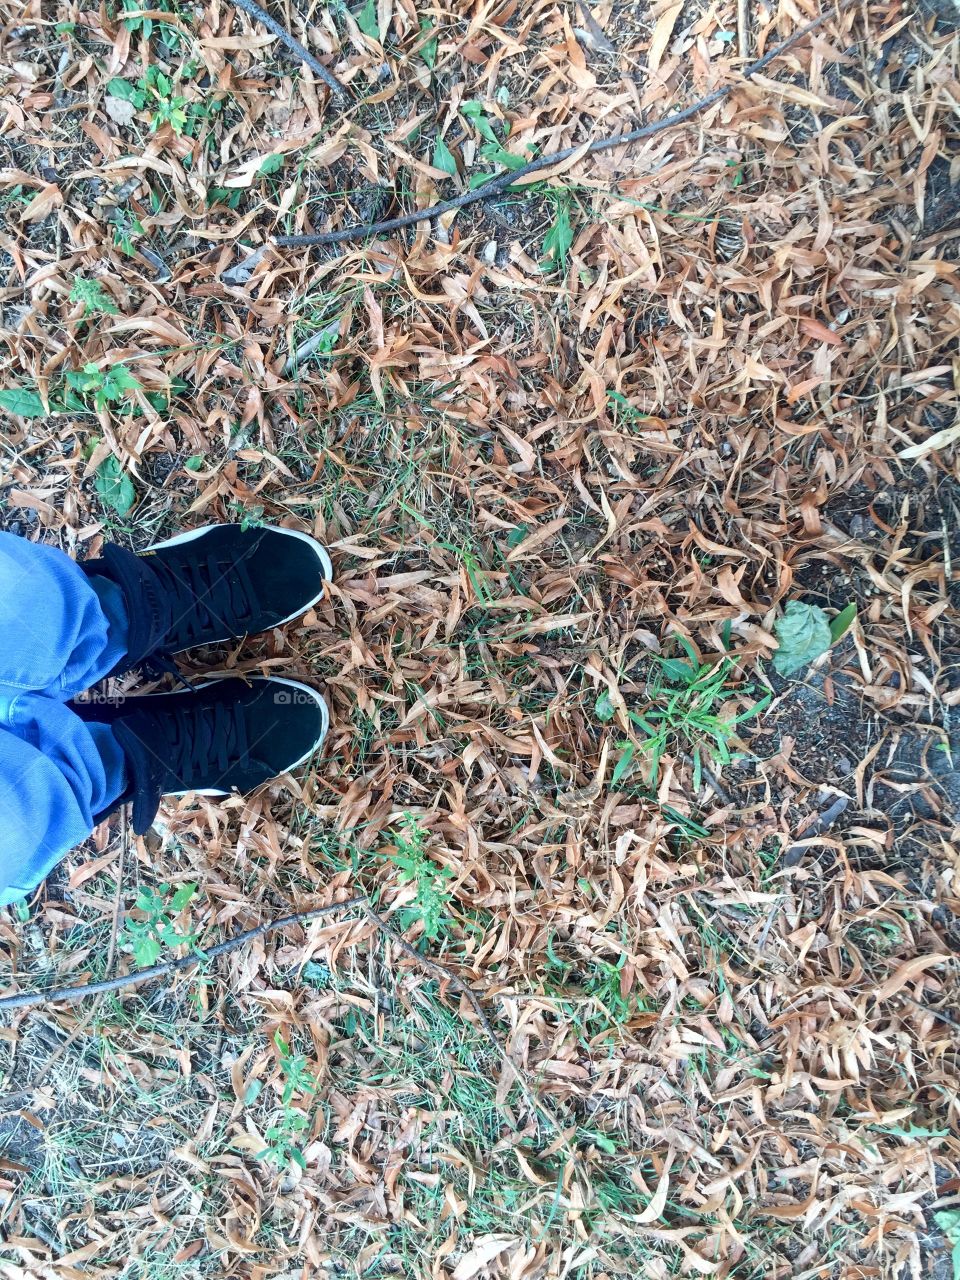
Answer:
[{"xmin": 1, "ymin": 1, "xmax": 960, "ymax": 1277}]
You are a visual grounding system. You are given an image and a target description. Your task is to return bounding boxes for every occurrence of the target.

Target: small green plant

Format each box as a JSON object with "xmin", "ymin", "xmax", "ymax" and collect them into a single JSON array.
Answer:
[
  {"xmin": 121, "ymin": 883, "xmax": 197, "ymax": 967},
  {"xmin": 417, "ymin": 18, "xmax": 438, "ymax": 67},
  {"xmin": 66, "ymin": 362, "xmax": 143, "ymax": 412},
  {"xmin": 772, "ymin": 600, "xmax": 856, "ymax": 676},
  {"xmin": 599, "ymin": 639, "xmax": 770, "ymax": 791},
  {"xmin": 934, "ymin": 1207, "xmax": 960, "ymax": 1278},
  {"xmin": 111, "ymin": 210, "xmax": 145, "ymax": 257},
  {"xmin": 226, "ymin": 498, "xmax": 265, "ymax": 530},
  {"xmin": 543, "ymin": 934, "xmax": 640, "ymax": 1040},
  {"xmin": 460, "ymin": 99, "xmax": 499, "ymax": 144},
  {"xmin": 432, "ymin": 135, "xmax": 458, "ymax": 176},
  {"xmin": 606, "ymin": 389, "xmax": 648, "ymax": 425},
  {"xmin": 253, "ymin": 1032, "xmax": 318, "ymax": 1169},
  {"xmin": 108, "ymin": 68, "xmax": 189, "ymax": 135},
  {"xmin": 69, "ymin": 276, "xmax": 119, "ymax": 317},
  {"xmin": 542, "ymin": 194, "xmax": 575, "ymax": 271},
  {"xmin": 389, "ymin": 815, "xmax": 454, "ymax": 941},
  {"xmin": 119, "ymin": 0, "xmax": 180, "ymax": 46}
]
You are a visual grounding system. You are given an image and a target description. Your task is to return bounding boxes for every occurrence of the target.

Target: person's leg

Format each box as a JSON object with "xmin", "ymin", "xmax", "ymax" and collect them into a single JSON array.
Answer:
[
  {"xmin": 0, "ymin": 678, "xmax": 329, "ymax": 906},
  {"xmin": 0, "ymin": 694, "xmax": 126, "ymax": 907},
  {"xmin": 0, "ymin": 531, "xmax": 129, "ymax": 699}
]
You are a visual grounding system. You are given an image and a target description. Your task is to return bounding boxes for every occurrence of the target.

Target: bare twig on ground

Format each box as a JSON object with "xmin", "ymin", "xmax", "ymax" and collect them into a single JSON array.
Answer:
[
  {"xmin": 682, "ymin": 754, "xmax": 735, "ymax": 806},
  {"xmin": 274, "ymin": 4, "xmax": 847, "ymax": 249},
  {"xmin": 900, "ymin": 993, "xmax": 960, "ymax": 1031},
  {"xmin": 0, "ymin": 892, "xmax": 556, "ymax": 1140},
  {"xmin": 737, "ymin": 0, "xmax": 751, "ymax": 59},
  {"xmin": 104, "ymin": 807, "xmax": 128, "ymax": 978},
  {"xmin": 232, "ymin": 0, "xmax": 347, "ymax": 98},
  {"xmin": 783, "ymin": 795, "xmax": 850, "ymax": 868},
  {"xmin": 0, "ymin": 896, "xmax": 368, "ymax": 1013}
]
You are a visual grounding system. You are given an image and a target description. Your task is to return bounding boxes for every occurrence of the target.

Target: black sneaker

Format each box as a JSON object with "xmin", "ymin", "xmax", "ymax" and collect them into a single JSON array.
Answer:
[
  {"xmin": 75, "ymin": 677, "xmax": 329, "ymax": 833},
  {"xmin": 82, "ymin": 524, "xmax": 332, "ymax": 676}
]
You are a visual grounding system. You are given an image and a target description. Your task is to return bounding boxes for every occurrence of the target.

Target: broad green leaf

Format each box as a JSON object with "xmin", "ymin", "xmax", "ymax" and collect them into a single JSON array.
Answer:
[
  {"xmin": 95, "ymin": 455, "xmax": 136, "ymax": 515},
  {"xmin": 107, "ymin": 77, "xmax": 145, "ymax": 108},
  {"xmin": 772, "ymin": 600, "xmax": 832, "ymax": 677},
  {"xmin": 170, "ymin": 882, "xmax": 196, "ymax": 911},
  {"xmin": 610, "ymin": 743, "xmax": 635, "ymax": 789},
  {"xmin": 880, "ymin": 1121, "xmax": 949, "ymax": 1138},
  {"xmin": 542, "ymin": 200, "xmax": 574, "ymax": 270},
  {"xmin": 106, "ymin": 365, "xmax": 143, "ymax": 395},
  {"xmin": 0, "ymin": 387, "xmax": 47, "ymax": 417},
  {"xmin": 594, "ymin": 690, "xmax": 616, "ymax": 722},
  {"xmin": 829, "ymin": 601, "xmax": 857, "ymax": 643},
  {"xmin": 259, "ymin": 152, "xmax": 284, "ymax": 177},
  {"xmin": 356, "ymin": 0, "xmax": 379, "ymax": 39},
  {"xmin": 432, "ymin": 136, "xmax": 458, "ymax": 176},
  {"xmin": 461, "ymin": 100, "xmax": 499, "ymax": 143},
  {"xmin": 479, "ymin": 141, "xmax": 529, "ymax": 171},
  {"xmin": 418, "ymin": 19, "xmax": 438, "ymax": 67},
  {"xmin": 659, "ymin": 658, "xmax": 694, "ymax": 684},
  {"xmin": 593, "ymin": 1133, "xmax": 617, "ymax": 1154},
  {"xmin": 184, "ymin": 454, "xmax": 204, "ymax": 472},
  {"xmin": 133, "ymin": 934, "xmax": 162, "ymax": 967}
]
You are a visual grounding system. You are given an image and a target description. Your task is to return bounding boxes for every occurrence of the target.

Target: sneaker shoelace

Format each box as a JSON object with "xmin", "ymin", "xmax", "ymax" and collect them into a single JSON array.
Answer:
[
  {"xmin": 151, "ymin": 550, "xmax": 259, "ymax": 652},
  {"xmin": 147, "ymin": 694, "xmax": 253, "ymax": 790}
]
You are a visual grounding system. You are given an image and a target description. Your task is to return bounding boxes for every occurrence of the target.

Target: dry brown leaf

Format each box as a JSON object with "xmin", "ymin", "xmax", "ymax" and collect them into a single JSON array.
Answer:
[
  {"xmin": 647, "ymin": 2, "xmax": 682, "ymax": 74},
  {"xmin": 874, "ymin": 953, "xmax": 950, "ymax": 1002}
]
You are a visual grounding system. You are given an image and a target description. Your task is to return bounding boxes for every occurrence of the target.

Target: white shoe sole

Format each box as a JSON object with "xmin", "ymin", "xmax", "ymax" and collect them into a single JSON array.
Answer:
[
  {"xmin": 147, "ymin": 522, "xmax": 333, "ymax": 633},
  {"xmin": 148, "ymin": 676, "xmax": 330, "ymax": 799}
]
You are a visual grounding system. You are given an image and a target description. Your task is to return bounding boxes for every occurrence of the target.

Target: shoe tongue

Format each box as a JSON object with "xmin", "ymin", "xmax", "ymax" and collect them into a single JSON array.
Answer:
[
  {"xmin": 95, "ymin": 544, "xmax": 171, "ymax": 672},
  {"xmin": 112, "ymin": 716, "xmax": 164, "ymax": 834}
]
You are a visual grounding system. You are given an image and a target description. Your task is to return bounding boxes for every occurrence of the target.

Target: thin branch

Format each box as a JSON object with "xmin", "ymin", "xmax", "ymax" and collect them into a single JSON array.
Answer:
[
  {"xmin": 900, "ymin": 993, "xmax": 960, "ymax": 1031},
  {"xmin": 274, "ymin": 4, "xmax": 847, "ymax": 250},
  {"xmin": 681, "ymin": 753, "xmax": 735, "ymax": 807},
  {"xmin": 232, "ymin": 0, "xmax": 347, "ymax": 99},
  {"xmin": 0, "ymin": 896, "xmax": 368, "ymax": 1013},
  {"xmin": 104, "ymin": 806, "xmax": 128, "ymax": 978},
  {"xmin": 782, "ymin": 795, "xmax": 850, "ymax": 868},
  {"xmin": 0, "ymin": 893, "xmax": 564, "ymax": 1146},
  {"xmin": 737, "ymin": 0, "xmax": 751, "ymax": 60}
]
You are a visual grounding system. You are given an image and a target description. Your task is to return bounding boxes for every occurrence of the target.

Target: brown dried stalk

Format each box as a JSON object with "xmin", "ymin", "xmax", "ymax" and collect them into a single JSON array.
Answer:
[
  {"xmin": 233, "ymin": 0, "xmax": 347, "ymax": 98},
  {"xmin": 274, "ymin": 3, "xmax": 849, "ymax": 249}
]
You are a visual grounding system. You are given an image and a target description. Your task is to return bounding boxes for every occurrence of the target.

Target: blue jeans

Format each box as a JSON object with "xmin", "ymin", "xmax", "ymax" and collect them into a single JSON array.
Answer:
[{"xmin": 0, "ymin": 532, "xmax": 131, "ymax": 907}]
